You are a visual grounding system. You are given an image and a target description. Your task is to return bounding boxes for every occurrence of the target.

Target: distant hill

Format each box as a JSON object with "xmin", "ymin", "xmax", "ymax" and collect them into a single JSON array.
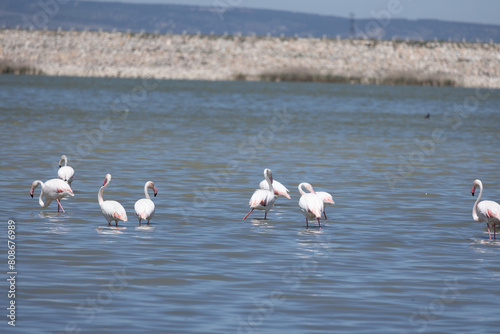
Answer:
[{"xmin": 1, "ymin": 0, "xmax": 499, "ymax": 42}]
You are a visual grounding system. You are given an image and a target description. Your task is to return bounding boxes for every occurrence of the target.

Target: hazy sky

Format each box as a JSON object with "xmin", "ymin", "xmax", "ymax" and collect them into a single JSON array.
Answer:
[{"xmin": 83, "ymin": 0, "xmax": 500, "ymax": 25}]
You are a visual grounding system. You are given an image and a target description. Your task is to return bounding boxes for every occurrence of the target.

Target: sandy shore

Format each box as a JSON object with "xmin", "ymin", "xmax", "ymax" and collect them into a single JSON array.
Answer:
[{"xmin": 1, "ymin": 29, "xmax": 500, "ymax": 88}]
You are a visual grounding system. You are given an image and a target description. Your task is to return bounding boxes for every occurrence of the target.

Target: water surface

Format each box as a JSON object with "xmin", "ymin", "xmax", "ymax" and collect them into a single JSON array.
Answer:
[{"xmin": 1, "ymin": 75, "xmax": 499, "ymax": 333}]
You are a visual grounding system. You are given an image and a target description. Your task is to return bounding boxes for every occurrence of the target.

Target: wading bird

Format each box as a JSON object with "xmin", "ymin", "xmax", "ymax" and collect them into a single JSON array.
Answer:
[
  {"xmin": 30, "ymin": 178, "xmax": 74, "ymax": 213},
  {"xmin": 298, "ymin": 183, "xmax": 324, "ymax": 228},
  {"xmin": 134, "ymin": 181, "xmax": 158, "ymax": 225},
  {"xmin": 244, "ymin": 169, "xmax": 276, "ymax": 220},
  {"xmin": 58, "ymin": 155, "xmax": 75, "ymax": 185},
  {"xmin": 98, "ymin": 174, "xmax": 128, "ymax": 226},
  {"xmin": 472, "ymin": 179, "xmax": 500, "ymax": 239}
]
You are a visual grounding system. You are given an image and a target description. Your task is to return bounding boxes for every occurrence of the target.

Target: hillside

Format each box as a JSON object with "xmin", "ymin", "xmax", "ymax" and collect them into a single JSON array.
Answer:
[{"xmin": 1, "ymin": 0, "xmax": 499, "ymax": 42}]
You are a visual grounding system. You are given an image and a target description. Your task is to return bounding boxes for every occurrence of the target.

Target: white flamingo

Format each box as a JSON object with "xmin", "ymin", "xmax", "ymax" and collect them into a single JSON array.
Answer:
[
  {"xmin": 98, "ymin": 174, "xmax": 128, "ymax": 226},
  {"xmin": 259, "ymin": 178, "xmax": 291, "ymax": 199},
  {"xmin": 472, "ymin": 179, "xmax": 500, "ymax": 239},
  {"xmin": 134, "ymin": 181, "xmax": 158, "ymax": 225},
  {"xmin": 30, "ymin": 178, "xmax": 74, "ymax": 213},
  {"xmin": 243, "ymin": 169, "xmax": 276, "ymax": 220},
  {"xmin": 58, "ymin": 155, "xmax": 75, "ymax": 185},
  {"xmin": 298, "ymin": 182, "xmax": 324, "ymax": 228},
  {"xmin": 315, "ymin": 191, "xmax": 335, "ymax": 219}
]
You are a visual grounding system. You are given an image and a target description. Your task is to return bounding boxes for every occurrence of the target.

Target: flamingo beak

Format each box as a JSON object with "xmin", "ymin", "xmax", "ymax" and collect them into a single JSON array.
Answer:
[
  {"xmin": 154, "ymin": 187, "xmax": 158, "ymax": 197},
  {"xmin": 471, "ymin": 187, "xmax": 475, "ymax": 196},
  {"xmin": 103, "ymin": 180, "xmax": 107, "ymax": 186}
]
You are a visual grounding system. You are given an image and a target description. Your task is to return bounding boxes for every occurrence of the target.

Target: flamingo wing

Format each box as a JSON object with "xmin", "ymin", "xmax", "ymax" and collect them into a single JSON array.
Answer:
[
  {"xmin": 44, "ymin": 179, "xmax": 74, "ymax": 198},
  {"xmin": 259, "ymin": 179, "xmax": 291, "ymax": 199},
  {"xmin": 134, "ymin": 198, "xmax": 155, "ymax": 220},
  {"xmin": 58, "ymin": 166, "xmax": 75, "ymax": 183},
  {"xmin": 299, "ymin": 193, "xmax": 324, "ymax": 219},
  {"xmin": 316, "ymin": 191, "xmax": 335, "ymax": 204},
  {"xmin": 102, "ymin": 200, "xmax": 128, "ymax": 222}
]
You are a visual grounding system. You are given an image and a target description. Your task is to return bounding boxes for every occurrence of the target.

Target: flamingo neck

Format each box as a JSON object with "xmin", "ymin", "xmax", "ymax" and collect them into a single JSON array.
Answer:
[
  {"xmin": 298, "ymin": 183, "xmax": 306, "ymax": 196},
  {"xmin": 472, "ymin": 184, "xmax": 483, "ymax": 221},
  {"xmin": 266, "ymin": 175, "xmax": 273, "ymax": 194},
  {"xmin": 144, "ymin": 183, "xmax": 151, "ymax": 200},
  {"xmin": 35, "ymin": 181, "xmax": 48, "ymax": 207},
  {"xmin": 98, "ymin": 182, "xmax": 108, "ymax": 206}
]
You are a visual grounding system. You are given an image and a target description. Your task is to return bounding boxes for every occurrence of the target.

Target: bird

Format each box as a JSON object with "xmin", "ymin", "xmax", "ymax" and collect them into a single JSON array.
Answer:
[
  {"xmin": 315, "ymin": 191, "xmax": 335, "ymax": 219},
  {"xmin": 134, "ymin": 181, "xmax": 158, "ymax": 225},
  {"xmin": 298, "ymin": 183, "xmax": 324, "ymax": 228},
  {"xmin": 58, "ymin": 155, "xmax": 75, "ymax": 185},
  {"xmin": 243, "ymin": 168, "xmax": 276, "ymax": 220},
  {"xmin": 98, "ymin": 174, "xmax": 128, "ymax": 226},
  {"xmin": 471, "ymin": 179, "xmax": 500, "ymax": 239},
  {"xmin": 259, "ymin": 178, "xmax": 291, "ymax": 199},
  {"xmin": 30, "ymin": 178, "xmax": 74, "ymax": 213}
]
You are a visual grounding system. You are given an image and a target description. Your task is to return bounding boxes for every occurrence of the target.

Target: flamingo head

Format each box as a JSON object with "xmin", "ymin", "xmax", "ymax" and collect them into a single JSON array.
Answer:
[
  {"xmin": 147, "ymin": 181, "xmax": 158, "ymax": 197},
  {"xmin": 30, "ymin": 181, "xmax": 40, "ymax": 198},
  {"xmin": 305, "ymin": 183, "xmax": 315, "ymax": 194},
  {"xmin": 59, "ymin": 154, "xmax": 67, "ymax": 168},
  {"xmin": 103, "ymin": 174, "xmax": 112, "ymax": 186},
  {"xmin": 471, "ymin": 179, "xmax": 482, "ymax": 197}
]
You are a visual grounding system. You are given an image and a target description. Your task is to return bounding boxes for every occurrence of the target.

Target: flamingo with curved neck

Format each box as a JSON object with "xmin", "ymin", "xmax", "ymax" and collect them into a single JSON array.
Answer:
[
  {"xmin": 30, "ymin": 178, "xmax": 74, "ymax": 213},
  {"xmin": 472, "ymin": 179, "xmax": 500, "ymax": 239},
  {"xmin": 58, "ymin": 155, "xmax": 75, "ymax": 185},
  {"xmin": 134, "ymin": 181, "xmax": 158, "ymax": 225},
  {"xmin": 98, "ymin": 174, "xmax": 128, "ymax": 226},
  {"xmin": 298, "ymin": 182, "xmax": 324, "ymax": 228},
  {"xmin": 243, "ymin": 168, "xmax": 275, "ymax": 220}
]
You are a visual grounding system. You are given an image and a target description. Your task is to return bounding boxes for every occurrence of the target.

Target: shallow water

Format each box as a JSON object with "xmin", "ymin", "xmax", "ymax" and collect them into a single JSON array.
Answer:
[{"xmin": 1, "ymin": 75, "xmax": 500, "ymax": 333}]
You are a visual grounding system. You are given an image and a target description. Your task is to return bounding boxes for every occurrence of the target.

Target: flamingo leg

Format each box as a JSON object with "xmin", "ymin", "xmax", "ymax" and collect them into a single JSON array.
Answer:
[
  {"xmin": 487, "ymin": 225, "xmax": 491, "ymax": 239},
  {"xmin": 306, "ymin": 218, "xmax": 309, "ymax": 229},
  {"xmin": 56, "ymin": 199, "xmax": 65, "ymax": 213},
  {"xmin": 324, "ymin": 208, "xmax": 328, "ymax": 220},
  {"xmin": 264, "ymin": 212, "xmax": 267, "ymax": 220},
  {"xmin": 139, "ymin": 219, "xmax": 142, "ymax": 226},
  {"xmin": 317, "ymin": 218, "xmax": 321, "ymax": 229},
  {"xmin": 243, "ymin": 208, "xmax": 254, "ymax": 220}
]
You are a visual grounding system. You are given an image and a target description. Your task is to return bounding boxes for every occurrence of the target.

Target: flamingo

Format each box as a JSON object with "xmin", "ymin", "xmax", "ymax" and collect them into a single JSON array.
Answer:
[
  {"xmin": 298, "ymin": 183, "xmax": 324, "ymax": 228},
  {"xmin": 259, "ymin": 178, "xmax": 291, "ymax": 199},
  {"xmin": 134, "ymin": 181, "xmax": 158, "ymax": 225},
  {"xmin": 30, "ymin": 178, "xmax": 74, "ymax": 213},
  {"xmin": 58, "ymin": 155, "xmax": 75, "ymax": 185},
  {"xmin": 98, "ymin": 174, "xmax": 128, "ymax": 226},
  {"xmin": 472, "ymin": 179, "xmax": 500, "ymax": 239},
  {"xmin": 243, "ymin": 168, "xmax": 276, "ymax": 220},
  {"xmin": 315, "ymin": 191, "xmax": 335, "ymax": 219}
]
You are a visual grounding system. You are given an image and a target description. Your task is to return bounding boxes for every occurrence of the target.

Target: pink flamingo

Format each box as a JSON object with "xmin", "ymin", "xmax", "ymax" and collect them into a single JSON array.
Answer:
[
  {"xmin": 243, "ymin": 169, "xmax": 276, "ymax": 220},
  {"xmin": 30, "ymin": 178, "xmax": 74, "ymax": 213},
  {"xmin": 315, "ymin": 191, "xmax": 335, "ymax": 219},
  {"xmin": 298, "ymin": 183, "xmax": 324, "ymax": 228},
  {"xmin": 58, "ymin": 155, "xmax": 75, "ymax": 185},
  {"xmin": 98, "ymin": 174, "xmax": 128, "ymax": 226},
  {"xmin": 259, "ymin": 178, "xmax": 291, "ymax": 199},
  {"xmin": 134, "ymin": 181, "xmax": 158, "ymax": 225},
  {"xmin": 472, "ymin": 179, "xmax": 500, "ymax": 239}
]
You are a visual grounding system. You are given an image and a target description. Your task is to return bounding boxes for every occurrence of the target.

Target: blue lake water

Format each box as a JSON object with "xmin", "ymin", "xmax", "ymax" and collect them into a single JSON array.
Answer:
[{"xmin": 1, "ymin": 75, "xmax": 500, "ymax": 333}]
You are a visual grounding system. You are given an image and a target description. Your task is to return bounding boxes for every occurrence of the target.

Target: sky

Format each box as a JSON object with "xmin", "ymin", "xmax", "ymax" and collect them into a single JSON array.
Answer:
[{"xmin": 82, "ymin": 0, "xmax": 500, "ymax": 26}]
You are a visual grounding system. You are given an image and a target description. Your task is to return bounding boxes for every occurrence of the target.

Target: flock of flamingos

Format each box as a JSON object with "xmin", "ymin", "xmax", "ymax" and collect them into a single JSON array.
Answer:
[{"xmin": 29, "ymin": 156, "xmax": 500, "ymax": 237}]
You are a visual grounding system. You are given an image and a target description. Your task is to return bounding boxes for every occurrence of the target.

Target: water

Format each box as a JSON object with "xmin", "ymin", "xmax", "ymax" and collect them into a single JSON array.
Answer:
[{"xmin": 1, "ymin": 75, "xmax": 500, "ymax": 333}]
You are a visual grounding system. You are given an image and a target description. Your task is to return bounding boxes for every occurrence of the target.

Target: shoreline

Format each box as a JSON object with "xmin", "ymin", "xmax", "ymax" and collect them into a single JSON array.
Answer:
[{"xmin": 1, "ymin": 29, "xmax": 500, "ymax": 88}]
